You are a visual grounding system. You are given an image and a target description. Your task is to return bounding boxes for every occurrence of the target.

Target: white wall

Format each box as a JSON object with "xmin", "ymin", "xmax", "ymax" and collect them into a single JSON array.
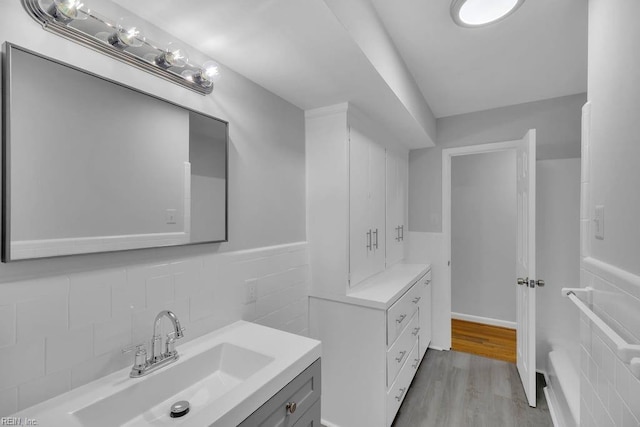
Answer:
[
  {"xmin": 536, "ymin": 159, "xmax": 580, "ymax": 372},
  {"xmin": 0, "ymin": 0, "xmax": 307, "ymax": 416},
  {"xmin": 409, "ymin": 93, "xmax": 586, "ymax": 233},
  {"xmin": 451, "ymin": 150, "xmax": 516, "ymax": 323},
  {"xmin": 578, "ymin": 1, "xmax": 640, "ymax": 426}
]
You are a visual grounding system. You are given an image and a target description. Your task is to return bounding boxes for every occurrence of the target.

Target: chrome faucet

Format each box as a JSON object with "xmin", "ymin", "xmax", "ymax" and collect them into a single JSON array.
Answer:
[{"xmin": 123, "ymin": 310, "xmax": 185, "ymax": 378}]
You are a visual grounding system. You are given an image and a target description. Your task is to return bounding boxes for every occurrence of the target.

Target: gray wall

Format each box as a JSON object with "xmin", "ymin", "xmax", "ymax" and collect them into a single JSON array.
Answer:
[
  {"xmin": 535, "ymin": 158, "xmax": 580, "ymax": 371},
  {"xmin": 409, "ymin": 93, "xmax": 586, "ymax": 233},
  {"xmin": 451, "ymin": 150, "xmax": 516, "ymax": 322},
  {"xmin": 0, "ymin": 0, "xmax": 305, "ymax": 279}
]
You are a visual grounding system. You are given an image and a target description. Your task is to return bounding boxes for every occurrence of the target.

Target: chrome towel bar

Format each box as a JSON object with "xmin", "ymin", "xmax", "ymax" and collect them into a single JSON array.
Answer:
[{"xmin": 562, "ymin": 287, "xmax": 640, "ymax": 378}]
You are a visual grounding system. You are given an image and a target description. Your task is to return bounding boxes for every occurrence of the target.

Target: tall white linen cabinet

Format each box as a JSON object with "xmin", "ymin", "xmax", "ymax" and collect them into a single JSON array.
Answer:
[{"xmin": 306, "ymin": 103, "xmax": 432, "ymax": 427}]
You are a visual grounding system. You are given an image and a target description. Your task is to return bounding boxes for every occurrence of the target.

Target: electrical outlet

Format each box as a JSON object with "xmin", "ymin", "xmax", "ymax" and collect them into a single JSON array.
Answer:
[
  {"xmin": 166, "ymin": 209, "xmax": 177, "ymax": 224},
  {"xmin": 594, "ymin": 205, "xmax": 604, "ymax": 240},
  {"xmin": 245, "ymin": 280, "xmax": 257, "ymax": 303}
]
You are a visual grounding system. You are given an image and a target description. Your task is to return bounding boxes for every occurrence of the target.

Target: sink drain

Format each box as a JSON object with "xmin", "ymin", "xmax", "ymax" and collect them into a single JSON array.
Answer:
[{"xmin": 170, "ymin": 400, "xmax": 190, "ymax": 418}]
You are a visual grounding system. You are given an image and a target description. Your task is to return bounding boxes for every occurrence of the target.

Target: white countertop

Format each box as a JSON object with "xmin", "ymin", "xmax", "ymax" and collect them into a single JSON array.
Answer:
[
  {"xmin": 310, "ymin": 263, "xmax": 430, "ymax": 310},
  {"xmin": 12, "ymin": 321, "xmax": 321, "ymax": 427}
]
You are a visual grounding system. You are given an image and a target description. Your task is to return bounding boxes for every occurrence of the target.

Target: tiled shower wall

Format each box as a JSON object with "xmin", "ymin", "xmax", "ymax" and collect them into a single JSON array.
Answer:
[
  {"xmin": 0, "ymin": 242, "xmax": 309, "ymax": 416},
  {"xmin": 579, "ymin": 263, "xmax": 640, "ymax": 427},
  {"xmin": 579, "ymin": 103, "xmax": 640, "ymax": 427}
]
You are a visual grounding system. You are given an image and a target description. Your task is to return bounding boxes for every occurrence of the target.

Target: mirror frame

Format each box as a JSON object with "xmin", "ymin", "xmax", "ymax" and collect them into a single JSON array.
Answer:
[{"xmin": 1, "ymin": 42, "xmax": 229, "ymax": 262}]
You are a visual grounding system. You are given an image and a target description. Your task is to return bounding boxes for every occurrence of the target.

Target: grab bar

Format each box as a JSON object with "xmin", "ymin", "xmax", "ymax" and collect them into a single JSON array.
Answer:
[{"xmin": 562, "ymin": 287, "xmax": 640, "ymax": 378}]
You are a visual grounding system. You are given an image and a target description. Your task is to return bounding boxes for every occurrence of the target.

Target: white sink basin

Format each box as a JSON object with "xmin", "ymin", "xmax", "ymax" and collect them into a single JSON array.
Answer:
[
  {"xmin": 13, "ymin": 321, "xmax": 321, "ymax": 426},
  {"xmin": 74, "ymin": 343, "xmax": 274, "ymax": 426}
]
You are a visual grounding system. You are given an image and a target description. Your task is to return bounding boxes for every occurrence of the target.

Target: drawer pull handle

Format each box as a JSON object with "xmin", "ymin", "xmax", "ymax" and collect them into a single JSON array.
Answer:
[
  {"xmin": 412, "ymin": 327, "xmax": 420, "ymax": 336},
  {"xmin": 395, "ymin": 388, "xmax": 407, "ymax": 402},
  {"xmin": 425, "ymin": 279, "xmax": 431, "ymax": 285},
  {"xmin": 412, "ymin": 296, "xmax": 421, "ymax": 304},
  {"xmin": 396, "ymin": 350, "xmax": 407, "ymax": 362},
  {"xmin": 285, "ymin": 401, "xmax": 297, "ymax": 415},
  {"xmin": 412, "ymin": 358, "xmax": 420, "ymax": 369},
  {"xmin": 396, "ymin": 314, "xmax": 406, "ymax": 324}
]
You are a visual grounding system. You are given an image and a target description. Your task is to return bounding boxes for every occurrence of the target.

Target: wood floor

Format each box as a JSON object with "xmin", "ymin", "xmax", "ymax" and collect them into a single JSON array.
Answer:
[
  {"xmin": 392, "ymin": 350, "xmax": 552, "ymax": 427},
  {"xmin": 451, "ymin": 319, "xmax": 517, "ymax": 363}
]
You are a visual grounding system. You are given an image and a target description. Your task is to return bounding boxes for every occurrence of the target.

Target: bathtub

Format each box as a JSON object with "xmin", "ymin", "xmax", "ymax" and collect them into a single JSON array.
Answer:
[{"xmin": 544, "ymin": 346, "xmax": 580, "ymax": 427}]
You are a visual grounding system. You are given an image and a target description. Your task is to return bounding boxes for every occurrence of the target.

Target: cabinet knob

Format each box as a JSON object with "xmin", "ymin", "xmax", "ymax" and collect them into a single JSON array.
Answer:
[{"xmin": 286, "ymin": 401, "xmax": 297, "ymax": 415}]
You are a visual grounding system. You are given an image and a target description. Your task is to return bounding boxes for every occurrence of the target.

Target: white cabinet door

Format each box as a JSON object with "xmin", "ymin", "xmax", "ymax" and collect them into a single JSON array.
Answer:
[
  {"xmin": 349, "ymin": 129, "xmax": 386, "ymax": 286},
  {"xmin": 370, "ymin": 142, "xmax": 386, "ymax": 277},
  {"xmin": 349, "ymin": 129, "xmax": 374, "ymax": 286},
  {"xmin": 386, "ymin": 150, "xmax": 407, "ymax": 267}
]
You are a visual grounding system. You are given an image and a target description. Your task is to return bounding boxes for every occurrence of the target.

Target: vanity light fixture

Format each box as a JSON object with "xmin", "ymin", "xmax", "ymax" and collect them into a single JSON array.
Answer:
[
  {"xmin": 156, "ymin": 42, "xmax": 189, "ymax": 68},
  {"xmin": 451, "ymin": 0, "xmax": 525, "ymax": 28},
  {"xmin": 194, "ymin": 61, "xmax": 221, "ymax": 88},
  {"xmin": 22, "ymin": 0, "xmax": 220, "ymax": 95},
  {"xmin": 48, "ymin": 0, "xmax": 88, "ymax": 22},
  {"xmin": 108, "ymin": 17, "xmax": 145, "ymax": 49}
]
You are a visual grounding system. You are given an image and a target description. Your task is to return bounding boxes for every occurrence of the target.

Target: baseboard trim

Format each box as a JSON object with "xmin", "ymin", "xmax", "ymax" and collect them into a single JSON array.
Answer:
[
  {"xmin": 544, "ymin": 386, "xmax": 562, "ymax": 427},
  {"xmin": 451, "ymin": 312, "xmax": 516, "ymax": 329}
]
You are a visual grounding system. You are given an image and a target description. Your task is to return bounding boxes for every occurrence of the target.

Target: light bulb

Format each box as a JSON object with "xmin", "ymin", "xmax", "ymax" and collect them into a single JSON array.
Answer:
[
  {"xmin": 109, "ymin": 17, "xmax": 145, "ymax": 48},
  {"xmin": 50, "ymin": 0, "xmax": 88, "ymax": 21},
  {"xmin": 194, "ymin": 60, "xmax": 221, "ymax": 88},
  {"xmin": 180, "ymin": 69, "xmax": 195, "ymax": 82},
  {"xmin": 156, "ymin": 42, "xmax": 189, "ymax": 68}
]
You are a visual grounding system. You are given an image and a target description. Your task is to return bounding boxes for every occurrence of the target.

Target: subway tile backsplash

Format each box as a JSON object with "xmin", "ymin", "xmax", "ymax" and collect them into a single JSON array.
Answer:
[{"xmin": 0, "ymin": 242, "xmax": 309, "ymax": 416}]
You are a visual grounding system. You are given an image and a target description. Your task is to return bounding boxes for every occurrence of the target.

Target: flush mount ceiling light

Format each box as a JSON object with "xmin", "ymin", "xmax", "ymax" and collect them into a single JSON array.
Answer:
[
  {"xmin": 451, "ymin": 0, "xmax": 525, "ymax": 28},
  {"xmin": 22, "ymin": 0, "xmax": 221, "ymax": 95}
]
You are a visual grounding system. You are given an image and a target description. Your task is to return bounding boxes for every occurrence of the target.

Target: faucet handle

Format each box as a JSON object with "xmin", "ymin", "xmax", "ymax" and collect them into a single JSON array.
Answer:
[
  {"xmin": 122, "ymin": 342, "xmax": 146, "ymax": 354},
  {"xmin": 166, "ymin": 332, "xmax": 177, "ymax": 354},
  {"xmin": 122, "ymin": 343, "xmax": 147, "ymax": 368}
]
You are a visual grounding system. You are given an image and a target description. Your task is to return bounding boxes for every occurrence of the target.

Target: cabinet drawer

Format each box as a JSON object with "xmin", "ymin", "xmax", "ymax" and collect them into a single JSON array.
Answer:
[
  {"xmin": 386, "ymin": 342, "xmax": 419, "ymax": 427},
  {"xmin": 292, "ymin": 400, "xmax": 321, "ymax": 427},
  {"xmin": 387, "ymin": 282, "xmax": 421, "ymax": 346},
  {"xmin": 387, "ymin": 312, "xmax": 419, "ymax": 386},
  {"xmin": 239, "ymin": 359, "xmax": 321, "ymax": 427}
]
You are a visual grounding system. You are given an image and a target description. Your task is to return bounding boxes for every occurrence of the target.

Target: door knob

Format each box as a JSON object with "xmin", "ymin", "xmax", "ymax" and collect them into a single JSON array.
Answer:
[
  {"xmin": 536, "ymin": 279, "xmax": 545, "ymax": 287},
  {"xmin": 517, "ymin": 277, "xmax": 527, "ymax": 286}
]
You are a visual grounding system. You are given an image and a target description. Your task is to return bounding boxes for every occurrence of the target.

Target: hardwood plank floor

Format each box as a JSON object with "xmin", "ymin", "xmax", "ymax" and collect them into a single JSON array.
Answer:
[
  {"xmin": 392, "ymin": 350, "xmax": 552, "ymax": 427},
  {"xmin": 452, "ymin": 319, "xmax": 516, "ymax": 363}
]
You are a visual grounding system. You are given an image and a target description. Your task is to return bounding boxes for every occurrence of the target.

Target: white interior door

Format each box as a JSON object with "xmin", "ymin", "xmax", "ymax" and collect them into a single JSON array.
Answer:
[{"xmin": 516, "ymin": 129, "xmax": 537, "ymax": 407}]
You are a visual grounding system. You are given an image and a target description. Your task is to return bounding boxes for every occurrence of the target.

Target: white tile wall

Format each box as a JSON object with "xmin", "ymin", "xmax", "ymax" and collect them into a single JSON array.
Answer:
[
  {"xmin": 0, "ymin": 242, "xmax": 310, "ymax": 416},
  {"xmin": 580, "ymin": 265, "xmax": 640, "ymax": 427}
]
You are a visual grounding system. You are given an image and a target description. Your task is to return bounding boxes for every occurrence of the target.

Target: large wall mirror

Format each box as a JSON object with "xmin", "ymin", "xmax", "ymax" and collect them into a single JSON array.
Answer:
[{"xmin": 2, "ymin": 43, "xmax": 228, "ymax": 261}]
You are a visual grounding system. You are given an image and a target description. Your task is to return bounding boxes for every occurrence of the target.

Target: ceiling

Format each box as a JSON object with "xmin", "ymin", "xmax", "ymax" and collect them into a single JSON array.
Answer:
[
  {"xmin": 371, "ymin": 0, "xmax": 588, "ymax": 118},
  {"xmin": 111, "ymin": 0, "xmax": 588, "ymax": 148}
]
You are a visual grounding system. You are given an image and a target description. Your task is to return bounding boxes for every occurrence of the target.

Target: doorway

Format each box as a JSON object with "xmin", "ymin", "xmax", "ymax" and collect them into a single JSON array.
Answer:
[
  {"xmin": 450, "ymin": 150, "xmax": 517, "ymax": 362},
  {"xmin": 441, "ymin": 140, "xmax": 522, "ymax": 354}
]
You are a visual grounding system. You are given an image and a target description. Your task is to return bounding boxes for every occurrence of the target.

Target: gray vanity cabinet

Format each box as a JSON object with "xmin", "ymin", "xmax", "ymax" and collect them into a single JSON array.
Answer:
[{"xmin": 239, "ymin": 359, "xmax": 321, "ymax": 427}]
